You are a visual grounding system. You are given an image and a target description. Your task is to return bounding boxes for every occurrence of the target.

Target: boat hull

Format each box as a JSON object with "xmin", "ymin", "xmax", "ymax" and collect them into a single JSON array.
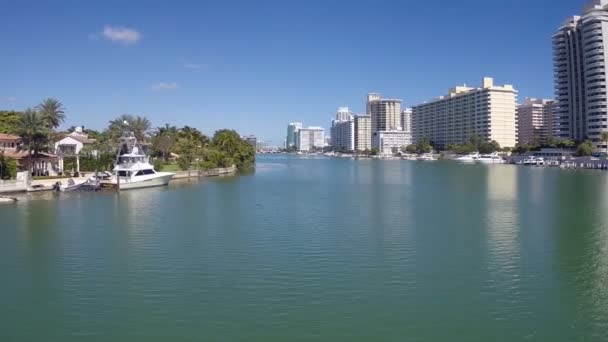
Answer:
[{"xmin": 110, "ymin": 173, "xmax": 174, "ymax": 190}]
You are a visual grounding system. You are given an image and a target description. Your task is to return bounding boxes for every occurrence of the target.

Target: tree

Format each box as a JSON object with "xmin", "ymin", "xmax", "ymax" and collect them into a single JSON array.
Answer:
[
  {"xmin": 404, "ymin": 144, "xmax": 417, "ymax": 154},
  {"xmin": 478, "ymin": 140, "xmax": 501, "ymax": 154},
  {"xmin": 576, "ymin": 140, "xmax": 595, "ymax": 157},
  {"xmin": 601, "ymin": 132, "xmax": 608, "ymax": 155},
  {"xmin": 416, "ymin": 138, "xmax": 433, "ymax": 154},
  {"xmin": 36, "ymin": 98, "xmax": 65, "ymax": 129},
  {"xmin": 0, "ymin": 111, "xmax": 22, "ymax": 134},
  {"xmin": 152, "ymin": 124, "xmax": 179, "ymax": 161},
  {"xmin": 0, "ymin": 151, "xmax": 17, "ymax": 179},
  {"xmin": 16, "ymin": 108, "xmax": 51, "ymax": 173},
  {"xmin": 211, "ymin": 129, "xmax": 255, "ymax": 169},
  {"xmin": 106, "ymin": 114, "xmax": 151, "ymax": 142},
  {"xmin": 370, "ymin": 147, "xmax": 380, "ymax": 156}
]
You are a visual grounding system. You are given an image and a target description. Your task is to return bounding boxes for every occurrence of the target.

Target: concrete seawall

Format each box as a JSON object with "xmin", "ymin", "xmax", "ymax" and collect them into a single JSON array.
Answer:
[{"xmin": 172, "ymin": 166, "xmax": 237, "ymax": 179}]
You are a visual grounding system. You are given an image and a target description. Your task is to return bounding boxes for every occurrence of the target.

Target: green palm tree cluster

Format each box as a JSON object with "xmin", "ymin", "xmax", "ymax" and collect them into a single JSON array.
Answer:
[
  {"xmin": 16, "ymin": 108, "xmax": 53, "ymax": 173},
  {"xmin": 106, "ymin": 114, "xmax": 152, "ymax": 142}
]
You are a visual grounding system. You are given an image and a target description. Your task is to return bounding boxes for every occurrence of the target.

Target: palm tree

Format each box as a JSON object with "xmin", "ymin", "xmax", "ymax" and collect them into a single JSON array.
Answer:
[
  {"xmin": 106, "ymin": 114, "xmax": 152, "ymax": 142},
  {"xmin": 16, "ymin": 108, "xmax": 51, "ymax": 174},
  {"xmin": 36, "ymin": 98, "xmax": 66, "ymax": 129},
  {"xmin": 601, "ymin": 132, "xmax": 608, "ymax": 155}
]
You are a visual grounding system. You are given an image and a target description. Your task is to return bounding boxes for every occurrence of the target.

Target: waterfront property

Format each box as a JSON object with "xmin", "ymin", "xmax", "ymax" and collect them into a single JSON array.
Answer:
[
  {"xmin": 373, "ymin": 130, "xmax": 412, "ymax": 155},
  {"xmin": 517, "ymin": 98, "xmax": 556, "ymax": 144},
  {"xmin": 330, "ymin": 108, "xmax": 355, "ymax": 152},
  {"xmin": 412, "ymin": 77, "xmax": 518, "ymax": 149},
  {"xmin": 354, "ymin": 115, "xmax": 372, "ymax": 152},
  {"xmin": 368, "ymin": 93, "xmax": 403, "ymax": 149},
  {"xmin": 295, "ymin": 126, "xmax": 325, "ymax": 152},
  {"xmin": 286, "ymin": 122, "xmax": 303, "ymax": 148},
  {"xmin": 553, "ymin": 0, "xmax": 608, "ymax": 146}
]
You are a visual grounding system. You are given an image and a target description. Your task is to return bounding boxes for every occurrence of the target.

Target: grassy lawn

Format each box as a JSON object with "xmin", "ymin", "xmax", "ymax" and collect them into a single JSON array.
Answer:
[{"xmin": 160, "ymin": 163, "xmax": 181, "ymax": 172}]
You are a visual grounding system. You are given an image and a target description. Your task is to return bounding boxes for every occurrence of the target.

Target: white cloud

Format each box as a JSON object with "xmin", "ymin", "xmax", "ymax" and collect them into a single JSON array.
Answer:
[
  {"xmin": 101, "ymin": 26, "xmax": 142, "ymax": 45},
  {"xmin": 179, "ymin": 58, "xmax": 208, "ymax": 71},
  {"xmin": 150, "ymin": 82, "xmax": 178, "ymax": 91}
]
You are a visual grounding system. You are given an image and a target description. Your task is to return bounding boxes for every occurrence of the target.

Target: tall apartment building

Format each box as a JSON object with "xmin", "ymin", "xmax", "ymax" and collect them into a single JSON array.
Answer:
[
  {"xmin": 411, "ymin": 77, "xmax": 518, "ymax": 148},
  {"xmin": 330, "ymin": 108, "xmax": 355, "ymax": 151},
  {"xmin": 286, "ymin": 122, "xmax": 302, "ymax": 148},
  {"xmin": 296, "ymin": 127, "xmax": 325, "ymax": 152},
  {"xmin": 517, "ymin": 98, "xmax": 556, "ymax": 144},
  {"xmin": 553, "ymin": 0, "xmax": 608, "ymax": 147},
  {"xmin": 367, "ymin": 93, "xmax": 403, "ymax": 149},
  {"xmin": 354, "ymin": 115, "xmax": 372, "ymax": 151},
  {"xmin": 368, "ymin": 94, "xmax": 402, "ymax": 134},
  {"xmin": 335, "ymin": 107, "xmax": 353, "ymax": 122},
  {"xmin": 401, "ymin": 108, "xmax": 412, "ymax": 133}
]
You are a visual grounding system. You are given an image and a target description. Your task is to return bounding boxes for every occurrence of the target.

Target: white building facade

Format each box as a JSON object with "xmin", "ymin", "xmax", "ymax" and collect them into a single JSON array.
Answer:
[
  {"xmin": 296, "ymin": 127, "xmax": 325, "ymax": 152},
  {"xmin": 412, "ymin": 77, "xmax": 518, "ymax": 148},
  {"xmin": 373, "ymin": 131, "xmax": 412, "ymax": 155},
  {"xmin": 553, "ymin": 0, "xmax": 608, "ymax": 147}
]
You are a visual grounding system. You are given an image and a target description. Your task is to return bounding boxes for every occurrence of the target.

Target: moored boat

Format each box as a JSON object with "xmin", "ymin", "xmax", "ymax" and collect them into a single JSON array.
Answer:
[
  {"xmin": 108, "ymin": 131, "xmax": 175, "ymax": 190},
  {"xmin": 477, "ymin": 153, "xmax": 505, "ymax": 164}
]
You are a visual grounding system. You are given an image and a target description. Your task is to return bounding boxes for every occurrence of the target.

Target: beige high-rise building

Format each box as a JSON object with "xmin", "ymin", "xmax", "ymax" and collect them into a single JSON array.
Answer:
[
  {"xmin": 412, "ymin": 77, "xmax": 518, "ymax": 148},
  {"xmin": 367, "ymin": 93, "xmax": 403, "ymax": 149},
  {"xmin": 354, "ymin": 115, "xmax": 372, "ymax": 151},
  {"xmin": 517, "ymin": 98, "xmax": 556, "ymax": 144}
]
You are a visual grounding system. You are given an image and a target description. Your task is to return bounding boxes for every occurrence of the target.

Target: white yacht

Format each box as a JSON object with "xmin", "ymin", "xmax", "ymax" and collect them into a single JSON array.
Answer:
[
  {"xmin": 109, "ymin": 131, "xmax": 175, "ymax": 190},
  {"xmin": 455, "ymin": 153, "xmax": 479, "ymax": 163},
  {"xmin": 477, "ymin": 153, "xmax": 505, "ymax": 164}
]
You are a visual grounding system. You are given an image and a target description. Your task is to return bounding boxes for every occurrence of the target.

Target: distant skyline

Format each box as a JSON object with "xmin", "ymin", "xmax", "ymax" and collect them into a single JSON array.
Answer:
[{"xmin": 0, "ymin": 0, "xmax": 586, "ymax": 145}]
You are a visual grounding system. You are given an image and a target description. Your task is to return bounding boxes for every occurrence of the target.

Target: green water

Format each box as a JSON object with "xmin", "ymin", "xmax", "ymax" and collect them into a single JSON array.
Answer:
[{"xmin": 1, "ymin": 155, "xmax": 608, "ymax": 341}]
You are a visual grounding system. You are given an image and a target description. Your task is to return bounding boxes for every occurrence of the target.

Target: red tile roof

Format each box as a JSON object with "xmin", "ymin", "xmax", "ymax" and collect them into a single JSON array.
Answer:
[{"xmin": 0, "ymin": 133, "xmax": 20, "ymax": 141}]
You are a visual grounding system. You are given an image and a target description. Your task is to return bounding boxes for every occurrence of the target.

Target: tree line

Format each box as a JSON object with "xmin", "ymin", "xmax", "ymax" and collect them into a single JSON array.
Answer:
[{"xmin": 0, "ymin": 99, "xmax": 255, "ymax": 178}]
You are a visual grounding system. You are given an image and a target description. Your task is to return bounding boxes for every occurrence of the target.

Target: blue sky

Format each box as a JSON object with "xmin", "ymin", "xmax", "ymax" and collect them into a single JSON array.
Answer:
[{"xmin": 0, "ymin": 0, "xmax": 585, "ymax": 145}]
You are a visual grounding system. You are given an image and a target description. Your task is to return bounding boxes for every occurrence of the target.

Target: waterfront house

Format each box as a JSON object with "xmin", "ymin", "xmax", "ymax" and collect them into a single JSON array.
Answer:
[
  {"xmin": 1, "ymin": 133, "xmax": 59, "ymax": 175},
  {"xmin": 54, "ymin": 126, "xmax": 96, "ymax": 174}
]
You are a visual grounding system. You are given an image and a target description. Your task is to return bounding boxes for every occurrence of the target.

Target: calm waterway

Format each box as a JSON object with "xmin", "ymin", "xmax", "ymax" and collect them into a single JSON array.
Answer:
[{"xmin": 1, "ymin": 155, "xmax": 608, "ymax": 341}]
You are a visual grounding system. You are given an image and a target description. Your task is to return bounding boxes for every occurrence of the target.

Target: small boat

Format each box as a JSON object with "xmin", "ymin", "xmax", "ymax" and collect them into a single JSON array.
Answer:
[
  {"xmin": 547, "ymin": 160, "xmax": 560, "ymax": 167},
  {"xmin": 0, "ymin": 196, "xmax": 18, "ymax": 203},
  {"xmin": 58, "ymin": 178, "xmax": 93, "ymax": 192},
  {"xmin": 477, "ymin": 153, "xmax": 505, "ymax": 164},
  {"xmin": 522, "ymin": 156, "xmax": 537, "ymax": 166},
  {"xmin": 417, "ymin": 154, "xmax": 436, "ymax": 161},
  {"xmin": 108, "ymin": 131, "xmax": 175, "ymax": 190},
  {"xmin": 535, "ymin": 157, "xmax": 546, "ymax": 166},
  {"xmin": 26, "ymin": 184, "xmax": 47, "ymax": 192},
  {"xmin": 455, "ymin": 153, "xmax": 479, "ymax": 163}
]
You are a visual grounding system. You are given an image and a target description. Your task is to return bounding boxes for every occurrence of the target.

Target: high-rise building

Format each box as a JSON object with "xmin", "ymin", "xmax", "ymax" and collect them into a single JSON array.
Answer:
[
  {"xmin": 553, "ymin": 0, "xmax": 608, "ymax": 146},
  {"xmin": 354, "ymin": 115, "xmax": 372, "ymax": 152},
  {"xmin": 373, "ymin": 131, "xmax": 412, "ymax": 155},
  {"xmin": 411, "ymin": 77, "xmax": 518, "ymax": 148},
  {"xmin": 335, "ymin": 107, "xmax": 353, "ymax": 122},
  {"xmin": 331, "ymin": 120, "xmax": 355, "ymax": 152},
  {"xmin": 330, "ymin": 108, "xmax": 354, "ymax": 151},
  {"xmin": 296, "ymin": 127, "xmax": 325, "ymax": 152},
  {"xmin": 517, "ymin": 98, "xmax": 556, "ymax": 144},
  {"xmin": 367, "ymin": 93, "xmax": 403, "ymax": 149},
  {"xmin": 401, "ymin": 108, "xmax": 412, "ymax": 133},
  {"xmin": 368, "ymin": 94, "xmax": 402, "ymax": 134},
  {"xmin": 286, "ymin": 122, "xmax": 302, "ymax": 148}
]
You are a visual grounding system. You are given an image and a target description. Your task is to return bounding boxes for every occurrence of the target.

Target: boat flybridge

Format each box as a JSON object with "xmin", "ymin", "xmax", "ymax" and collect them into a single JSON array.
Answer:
[{"xmin": 109, "ymin": 131, "xmax": 175, "ymax": 190}]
